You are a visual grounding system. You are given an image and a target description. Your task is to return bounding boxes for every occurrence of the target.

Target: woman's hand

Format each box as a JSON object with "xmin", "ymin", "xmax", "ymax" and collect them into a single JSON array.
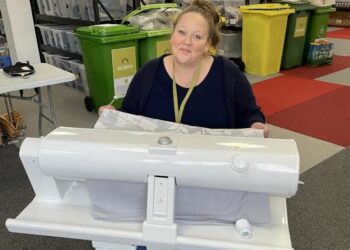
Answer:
[
  {"xmin": 98, "ymin": 105, "xmax": 116, "ymax": 116},
  {"xmin": 251, "ymin": 122, "xmax": 269, "ymax": 138}
]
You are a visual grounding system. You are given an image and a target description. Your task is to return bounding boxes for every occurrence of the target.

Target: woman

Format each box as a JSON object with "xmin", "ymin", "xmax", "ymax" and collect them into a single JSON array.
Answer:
[{"xmin": 100, "ymin": 0, "xmax": 269, "ymax": 137}]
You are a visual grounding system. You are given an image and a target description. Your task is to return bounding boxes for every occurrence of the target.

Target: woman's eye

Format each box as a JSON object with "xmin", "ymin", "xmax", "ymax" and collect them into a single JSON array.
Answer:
[
  {"xmin": 178, "ymin": 30, "xmax": 185, "ymax": 35},
  {"xmin": 193, "ymin": 34, "xmax": 203, "ymax": 40}
]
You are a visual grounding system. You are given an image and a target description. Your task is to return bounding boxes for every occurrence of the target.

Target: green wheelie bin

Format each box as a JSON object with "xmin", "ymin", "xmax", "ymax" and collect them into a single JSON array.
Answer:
[
  {"xmin": 138, "ymin": 28, "xmax": 173, "ymax": 67},
  {"xmin": 122, "ymin": 3, "xmax": 179, "ymax": 67},
  {"xmin": 302, "ymin": 6, "xmax": 336, "ymax": 64},
  {"xmin": 76, "ymin": 24, "xmax": 146, "ymax": 112},
  {"xmin": 275, "ymin": 1, "xmax": 316, "ymax": 69}
]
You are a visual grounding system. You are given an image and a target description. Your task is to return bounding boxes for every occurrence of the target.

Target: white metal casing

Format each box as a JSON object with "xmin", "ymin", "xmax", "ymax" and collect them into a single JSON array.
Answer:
[
  {"xmin": 6, "ymin": 126, "xmax": 300, "ymax": 250},
  {"xmin": 34, "ymin": 127, "xmax": 299, "ymax": 197}
]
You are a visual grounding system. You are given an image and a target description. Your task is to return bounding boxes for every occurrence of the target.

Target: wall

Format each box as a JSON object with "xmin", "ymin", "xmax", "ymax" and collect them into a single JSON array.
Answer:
[{"xmin": 0, "ymin": 0, "xmax": 40, "ymax": 64}]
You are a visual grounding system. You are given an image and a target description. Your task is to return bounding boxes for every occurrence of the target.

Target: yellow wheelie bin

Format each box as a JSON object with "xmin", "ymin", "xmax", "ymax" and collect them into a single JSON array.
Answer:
[{"xmin": 240, "ymin": 4, "xmax": 295, "ymax": 76}]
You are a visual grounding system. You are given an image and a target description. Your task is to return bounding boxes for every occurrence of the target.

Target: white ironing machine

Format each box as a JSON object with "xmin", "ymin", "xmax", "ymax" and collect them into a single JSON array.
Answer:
[{"xmin": 6, "ymin": 126, "xmax": 300, "ymax": 250}]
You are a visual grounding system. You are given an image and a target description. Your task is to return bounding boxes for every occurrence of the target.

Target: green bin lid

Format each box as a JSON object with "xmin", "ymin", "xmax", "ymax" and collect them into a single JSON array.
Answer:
[
  {"xmin": 240, "ymin": 4, "xmax": 295, "ymax": 16},
  {"xmin": 76, "ymin": 24, "xmax": 139, "ymax": 37},
  {"xmin": 140, "ymin": 28, "xmax": 172, "ymax": 37},
  {"xmin": 272, "ymin": 1, "xmax": 317, "ymax": 11},
  {"xmin": 312, "ymin": 6, "xmax": 336, "ymax": 14}
]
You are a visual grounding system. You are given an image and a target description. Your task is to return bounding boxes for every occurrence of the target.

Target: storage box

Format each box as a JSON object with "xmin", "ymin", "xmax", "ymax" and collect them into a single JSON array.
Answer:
[
  {"xmin": 307, "ymin": 40, "xmax": 334, "ymax": 66},
  {"xmin": 36, "ymin": 0, "xmax": 46, "ymax": 15},
  {"xmin": 36, "ymin": 25, "xmax": 53, "ymax": 46},
  {"xmin": 83, "ymin": 0, "xmax": 127, "ymax": 22},
  {"xmin": 42, "ymin": 52, "xmax": 56, "ymax": 65},
  {"xmin": 79, "ymin": 64, "xmax": 90, "ymax": 95},
  {"xmin": 328, "ymin": 11, "xmax": 350, "ymax": 26},
  {"xmin": 51, "ymin": 0, "xmax": 62, "ymax": 16},
  {"xmin": 59, "ymin": 0, "xmax": 71, "ymax": 18},
  {"xmin": 217, "ymin": 30, "xmax": 242, "ymax": 58},
  {"xmin": 223, "ymin": 0, "xmax": 245, "ymax": 27},
  {"xmin": 42, "ymin": 0, "xmax": 55, "ymax": 16},
  {"xmin": 69, "ymin": 0, "xmax": 82, "ymax": 19},
  {"xmin": 0, "ymin": 56, "xmax": 11, "ymax": 69},
  {"xmin": 67, "ymin": 60, "xmax": 88, "ymax": 92},
  {"xmin": 66, "ymin": 31, "xmax": 81, "ymax": 53},
  {"xmin": 78, "ymin": 0, "xmax": 92, "ymax": 21},
  {"xmin": 51, "ymin": 26, "xmax": 77, "ymax": 51}
]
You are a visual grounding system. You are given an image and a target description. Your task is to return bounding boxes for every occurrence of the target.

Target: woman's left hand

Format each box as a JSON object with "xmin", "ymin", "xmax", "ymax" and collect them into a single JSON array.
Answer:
[{"xmin": 251, "ymin": 122, "xmax": 269, "ymax": 138}]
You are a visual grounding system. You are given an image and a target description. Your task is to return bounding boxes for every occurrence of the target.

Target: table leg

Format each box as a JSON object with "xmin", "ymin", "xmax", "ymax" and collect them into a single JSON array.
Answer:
[
  {"xmin": 37, "ymin": 88, "xmax": 43, "ymax": 136},
  {"xmin": 47, "ymin": 86, "xmax": 57, "ymax": 128},
  {"xmin": 7, "ymin": 94, "xmax": 16, "ymax": 126}
]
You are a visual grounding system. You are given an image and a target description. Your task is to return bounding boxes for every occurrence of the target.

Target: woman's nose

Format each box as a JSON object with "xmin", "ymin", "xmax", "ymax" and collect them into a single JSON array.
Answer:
[{"xmin": 183, "ymin": 35, "xmax": 192, "ymax": 45}]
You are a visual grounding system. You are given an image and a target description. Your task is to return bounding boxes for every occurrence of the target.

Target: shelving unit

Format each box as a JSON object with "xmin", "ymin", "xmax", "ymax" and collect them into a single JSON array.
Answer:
[
  {"xmin": 30, "ymin": 0, "xmax": 141, "ymax": 61},
  {"xmin": 329, "ymin": 0, "xmax": 350, "ymax": 27}
]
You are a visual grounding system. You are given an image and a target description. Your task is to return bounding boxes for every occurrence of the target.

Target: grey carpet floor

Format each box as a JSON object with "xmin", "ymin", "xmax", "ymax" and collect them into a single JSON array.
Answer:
[
  {"xmin": 287, "ymin": 146, "xmax": 350, "ymax": 250},
  {"xmin": 1, "ymin": 145, "xmax": 349, "ymax": 250},
  {"xmin": 0, "ymin": 145, "xmax": 93, "ymax": 250}
]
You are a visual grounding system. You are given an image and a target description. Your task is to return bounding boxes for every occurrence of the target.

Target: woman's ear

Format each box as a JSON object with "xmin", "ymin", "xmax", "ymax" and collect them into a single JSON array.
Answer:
[{"xmin": 206, "ymin": 39, "xmax": 212, "ymax": 52}]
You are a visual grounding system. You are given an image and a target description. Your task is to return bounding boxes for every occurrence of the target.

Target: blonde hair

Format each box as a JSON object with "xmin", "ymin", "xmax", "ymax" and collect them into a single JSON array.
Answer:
[{"xmin": 173, "ymin": 0, "xmax": 221, "ymax": 47}]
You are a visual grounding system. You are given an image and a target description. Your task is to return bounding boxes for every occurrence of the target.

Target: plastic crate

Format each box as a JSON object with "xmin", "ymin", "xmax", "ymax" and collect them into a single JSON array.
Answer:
[
  {"xmin": 217, "ymin": 30, "xmax": 242, "ymax": 58},
  {"xmin": 223, "ymin": 0, "xmax": 245, "ymax": 27},
  {"xmin": 51, "ymin": 0, "xmax": 62, "ymax": 16},
  {"xmin": 69, "ymin": 0, "xmax": 82, "ymax": 19},
  {"xmin": 307, "ymin": 40, "xmax": 334, "ymax": 66},
  {"xmin": 36, "ymin": 25, "xmax": 53, "ymax": 46},
  {"xmin": 59, "ymin": 0, "xmax": 71, "ymax": 18},
  {"xmin": 42, "ymin": 52, "xmax": 56, "ymax": 65},
  {"xmin": 36, "ymin": 0, "xmax": 46, "ymax": 15},
  {"xmin": 78, "ymin": 0, "xmax": 91, "ymax": 21},
  {"xmin": 66, "ymin": 31, "xmax": 82, "ymax": 53},
  {"xmin": 0, "ymin": 56, "xmax": 11, "ymax": 69},
  {"xmin": 42, "ymin": 0, "xmax": 55, "ymax": 16}
]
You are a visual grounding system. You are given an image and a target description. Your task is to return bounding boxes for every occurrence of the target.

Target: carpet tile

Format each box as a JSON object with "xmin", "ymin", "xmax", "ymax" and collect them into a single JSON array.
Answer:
[
  {"xmin": 267, "ymin": 87, "xmax": 350, "ymax": 147},
  {"xmin": 280, "ymin": 55, "xmax": 350, "ymax": 79},
  {"xmin": 253, "ymin": 75, "xmax": 342, "ymax": 116},
  {"xmin": 327, "ymin": 27, "xmax": 350, "ymax": 40}
]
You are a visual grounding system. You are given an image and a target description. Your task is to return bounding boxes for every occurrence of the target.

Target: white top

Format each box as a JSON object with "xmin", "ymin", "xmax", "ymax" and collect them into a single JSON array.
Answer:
[{"xmin": 0, "ymin": 63, "xmax": 75, "ymax": 94}]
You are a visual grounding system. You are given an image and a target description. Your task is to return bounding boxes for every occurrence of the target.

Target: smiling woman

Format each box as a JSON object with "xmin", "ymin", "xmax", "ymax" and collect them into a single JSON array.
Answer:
[{"xmin": 99, "ymin": 0, "xmax": 269, "ymax": 138}]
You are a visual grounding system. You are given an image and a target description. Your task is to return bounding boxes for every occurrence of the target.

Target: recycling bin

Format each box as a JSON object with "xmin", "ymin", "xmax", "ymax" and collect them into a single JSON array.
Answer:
[
  {"xmin": 240, "ymin": 4, "xmax": 294, "ymax": 76},
  {"xmin": 122, "ymin": 3, "xmax": 178, "ymax": 67},
  {"xmin": 138, "ymin": 29, "xmax": 172, "ymax": 67},
  {"xmin": 76, "ymin": 24, "xmax": 145, "ymax": 111},
  {"xmin": 302, "ymin": 6, "xmax": 336, "ymax": 64},
  {"xmin": 276, "ymin": 1, "xmax": 316, "ymax": 69}
]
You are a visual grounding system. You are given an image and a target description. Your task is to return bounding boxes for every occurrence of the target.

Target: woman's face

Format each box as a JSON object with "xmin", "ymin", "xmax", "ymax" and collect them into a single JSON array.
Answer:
[{"xmin": 171, "ymin": 12, "xmax": 210, "ymax": 66}]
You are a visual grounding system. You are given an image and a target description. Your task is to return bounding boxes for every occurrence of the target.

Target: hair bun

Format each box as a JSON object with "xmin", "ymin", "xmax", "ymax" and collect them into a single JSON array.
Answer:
[{"xmin": 191, "ymin": 0, "xmax": 220, "ymax": 25}]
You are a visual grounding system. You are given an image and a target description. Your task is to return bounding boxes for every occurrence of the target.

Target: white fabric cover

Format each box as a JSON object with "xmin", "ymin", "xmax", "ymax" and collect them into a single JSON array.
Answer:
[{"xmin": 89, "ymin": 109, "xmax": 270, "ymax": 224}]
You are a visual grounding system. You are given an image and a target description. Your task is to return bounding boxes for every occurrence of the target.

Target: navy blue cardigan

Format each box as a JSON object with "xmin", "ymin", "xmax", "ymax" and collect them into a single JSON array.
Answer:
[{"xmin": 121, "ymin": 55, "xmax": 265, "ymax": 129}]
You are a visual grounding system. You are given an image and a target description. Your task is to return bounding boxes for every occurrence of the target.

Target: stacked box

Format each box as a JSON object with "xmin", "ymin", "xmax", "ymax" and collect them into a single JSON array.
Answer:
[
  {"xmin": 217, "ymin": 30, "xmax": 242, "ymax": 58},
  {"xmin": 328, "ymin": 11, "xmax": 350, "ymax": 26}
]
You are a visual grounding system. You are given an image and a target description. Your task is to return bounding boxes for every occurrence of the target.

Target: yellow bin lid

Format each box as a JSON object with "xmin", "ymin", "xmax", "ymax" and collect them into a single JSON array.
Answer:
[{"xmin": 240, "ymin": 4, "xmax": 295, "ymax": 16}]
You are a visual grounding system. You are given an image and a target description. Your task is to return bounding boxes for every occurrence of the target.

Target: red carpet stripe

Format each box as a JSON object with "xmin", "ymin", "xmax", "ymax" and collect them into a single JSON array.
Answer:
[
  {"xmin": 253, "ymin": 75, "xmax": 342, "ymax": 116},
  {"xmin": 267, "ymin": 87, "xmax": 350, "ymax": 147},
  {"xmin": 327, "ymin": 28, "xmax": 350, "ymax": 40},
  {"xmin": 280, "ymin": 55, "xmax": 350, "ymax": 79}
]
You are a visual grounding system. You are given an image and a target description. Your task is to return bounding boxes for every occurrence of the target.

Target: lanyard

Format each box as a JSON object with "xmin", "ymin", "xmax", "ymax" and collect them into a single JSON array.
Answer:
[{"xmin": 172, "ymin": 58, "xmax": 202, "ymax": 123}]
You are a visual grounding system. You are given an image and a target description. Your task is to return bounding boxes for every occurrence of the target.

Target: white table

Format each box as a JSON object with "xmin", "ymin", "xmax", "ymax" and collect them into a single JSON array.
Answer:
[{"xmin": 0, "ymin": 63, "xmax": 75, "ymax": 136}]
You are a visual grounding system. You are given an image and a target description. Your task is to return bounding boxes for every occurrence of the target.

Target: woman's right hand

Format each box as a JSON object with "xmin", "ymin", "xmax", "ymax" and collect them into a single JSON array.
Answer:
[{"xmin": 98, "ymin": 105, "xmax": 116, "ymax": 116}]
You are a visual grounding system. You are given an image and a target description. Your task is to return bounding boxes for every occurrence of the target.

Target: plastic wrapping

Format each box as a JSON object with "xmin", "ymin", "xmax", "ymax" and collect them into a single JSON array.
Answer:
[{"xmin": 126, "ymin": 7, "xmax": 181, "ymax": 30}]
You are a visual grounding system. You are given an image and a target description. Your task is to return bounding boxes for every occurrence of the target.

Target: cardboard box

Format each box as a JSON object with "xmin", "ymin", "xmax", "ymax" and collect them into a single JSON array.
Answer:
[{"xmin": 328, "ymin": 11, "xmax": 350, "ymax": 27}]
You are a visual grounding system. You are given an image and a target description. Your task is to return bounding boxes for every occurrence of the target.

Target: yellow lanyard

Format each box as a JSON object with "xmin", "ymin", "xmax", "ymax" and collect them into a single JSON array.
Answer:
[{"xmin": 172, "ymin": 59, "xmax": 202, "ymax": 123}]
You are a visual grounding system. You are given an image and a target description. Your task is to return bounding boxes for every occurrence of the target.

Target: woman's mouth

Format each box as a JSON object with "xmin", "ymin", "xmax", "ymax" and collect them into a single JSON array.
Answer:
[{"xmin": 179, "ymin": 48, "xmax": 191, "ymax": 53}]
